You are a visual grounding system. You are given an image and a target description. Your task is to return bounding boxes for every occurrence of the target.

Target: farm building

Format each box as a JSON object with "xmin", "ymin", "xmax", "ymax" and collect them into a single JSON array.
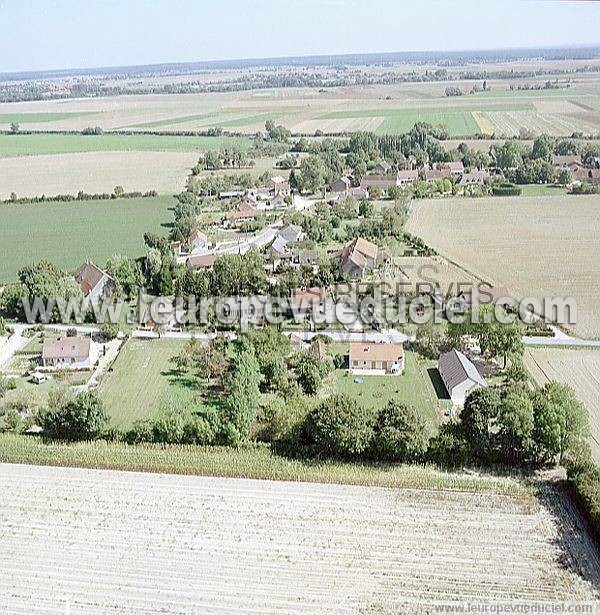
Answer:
[
  {"xmin": 42, "ymin": 336, "xmax": 97, "ymax": 370},
  {"xmin": 225, "ymin": 201, "xmax": 262, "ymax": 227},
  {"xmin": 438, "ymin": 349, "xmax": 486, "ymax": 406},
  {"xmin": 424, "ymin": 167, "xmax": 452, "ymax": 183},
  {"xmin": 348, "ymin": 342, "xmax": 405, "ymax": 375},
  {"xmin": 73, "ymin": 262, "xmax": 115, "ymax": 304},
  {"xmin": 338, "ymin": 237, "xmax": 392, "ymax": 278}
]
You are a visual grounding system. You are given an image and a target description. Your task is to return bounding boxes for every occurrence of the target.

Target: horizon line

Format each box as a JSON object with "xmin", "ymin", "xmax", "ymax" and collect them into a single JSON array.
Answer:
[{"xmin": 2, "ymin": 43, "xmax": 600, "ymax": 80}]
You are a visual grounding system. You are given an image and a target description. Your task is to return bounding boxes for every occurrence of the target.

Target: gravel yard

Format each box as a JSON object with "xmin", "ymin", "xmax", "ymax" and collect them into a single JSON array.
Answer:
[{"xmin": 0, "ymin": 464, "xmax": 599, "ymax": 613}]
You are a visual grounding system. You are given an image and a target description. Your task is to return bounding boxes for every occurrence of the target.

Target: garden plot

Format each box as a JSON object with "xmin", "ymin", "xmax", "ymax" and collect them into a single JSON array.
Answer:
[{"xmin": 0, "ymin": 463, "xmax": 598, "ymax": 613}]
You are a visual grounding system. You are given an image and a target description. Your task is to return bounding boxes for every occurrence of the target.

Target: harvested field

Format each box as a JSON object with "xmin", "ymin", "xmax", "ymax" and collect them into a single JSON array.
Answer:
[
  {"xmin": 406, "ymin": 195, "xmax": 600, "ymax": 338},
  {"xmin": 0, "ymin": 463, "xmax": 598, "ymax": 613},
  {"xmin": 0, "ymin": 150, "xmax": 197, "ymax": 198},
  {"xmin": 525, "ymin": 347, "xmax": 600, "ymax": 463},
  {"xmin": 0, "ymin": 195, "xmax": 174, "ymax": 281}
]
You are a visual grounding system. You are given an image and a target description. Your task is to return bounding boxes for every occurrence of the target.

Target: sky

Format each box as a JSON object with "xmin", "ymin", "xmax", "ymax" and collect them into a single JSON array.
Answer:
[{"xmin": 0, "ymin": 0, "xmax": 599, "ymax": 73}]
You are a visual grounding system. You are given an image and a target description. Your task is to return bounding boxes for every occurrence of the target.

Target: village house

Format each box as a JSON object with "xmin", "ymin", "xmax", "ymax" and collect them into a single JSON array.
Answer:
[
  {"xmin": 552, "ymin": 154, "xmax": 581, "ymax": 169},
  {"xmin": 291, "ymin": 248, "xmax": 319, "ymax": 270},
  {"xmin": 267, "ymin": 175, "xmax": 291, "ymax": 196},
  {"xmin": 573, "ymin": 167, "xmax": 600, "ymax": 184},
  {"xmin": 265, "ymin": 236, "xmax": 292, "ymax": 270},
  {"xmin": 291, "ymin": 286, "xmax": 327, "ymax": 319},
  {"xmin": 459, "ymin": 170, "xmax": 490, "ymax": 188},
  {"xmin": 73, "ymin": 262, "xmax": 116, "ymax": 304},
  {"xmin": 373, "ymin": 161, "xmax": 392, "ymax": 175},
  {"xmin": 338, "ymin": 237, "xmax": 392, "ymax": 279},
  {"xmin": 438, "ymin": 349, "xmax": 486, "ymax": 406},
  {"xmin": 278, "ymin": 224, "xmax": 304, "ymax": 244},
  {"xmin": 446, "ymin": 161, "xmax": 465, "ymax": 175},
  {"xmin": 346, "ymin": 186, "xmax": 369, "ymax": 199},
  {"xmin": 310, "ymin": 339, "xmax": 328, "ymax": 361},
  {"xmin": 225, "ymin": 200, "xmax": 262, "ymax": 227},
  {"xmin": 330, "ymin": 176, "xmax": 352, "ymax": 193},
  {"xmin": 288, "ymin": 332, "xmax": 309, "ymax": 352},
  {"xmin": 424, "ymin": 167, "xmax": 452, "ymax": 183},
  {"xmin": 348, "ymin": 342, "xmax": 405, "ymax": 375},
  {"xmin": 360, "ymin": 173, "xmax": 399, "ymax": 193},
  {"xmin": 41, "ymin": 336, "xmax": 97, "ymax": 370},
  {"xmin": 186, "ymin": 253, "xmax": 218, "ymax": 271},
  {"xmin": 189, "ymin": 230, "xmax": 210, "ymax": 253},
  {"xmin": 139, "ymin": 297, "xmax": 181, "ymax": 332},
  {"xmin": 397, "ymin": 169, "xmax": 419, "ymax": 186}
]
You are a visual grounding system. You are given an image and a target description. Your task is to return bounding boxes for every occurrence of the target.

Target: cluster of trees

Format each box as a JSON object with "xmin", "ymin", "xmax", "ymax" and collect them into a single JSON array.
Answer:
[
  {"xmin": 432, "ymin": 381, "xmax": 589, "ymax": 467},
  {"xmin": 191, "ymin": 149, "xmax": 248, "ymax": 172}
]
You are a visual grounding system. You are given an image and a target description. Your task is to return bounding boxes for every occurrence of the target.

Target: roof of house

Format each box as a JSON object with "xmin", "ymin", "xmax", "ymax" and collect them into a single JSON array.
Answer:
[
  {"xmin": 552, "ymin": 155, "xmax": 581, "ymax": 167},
  {"xmin": 375, "ymin": 161, "xmax": 391, "ymax": 172},
  {"xmin": 42, "ymin": 336, "xmax": 91, "ymax": 361},
  {"xmin": 186, "ymin": 253, "xmax": 218, "ymax": 269},
  {"xmin": 347, "ymin": 186, "xmax": 369, "ymax": 197},
  {"xmin": 189, "ymin": 230, "xmax": 209, "ymax": 244},
  {"xmin": 73, "ymin": 262, "xmax": 112, "ymax": 298},
  {"xmin": 438, "ymin": 349, "xmax": 485, "ymax": 392},
  {"xmin": 425, "ymin": 168, "xmax": 452, "ymax": 181},
  {"xmin": 279, "ymin": 224, "xmax": 303, "ymax": 243},
  {"xmin": 291, "ymin": 286, "xmax": 326, "ymax": 309},
  {"xmin": 226, "ymin": 201, "xmax": 261, "ymax": 219},
  {"xmin": 397, "ymin": 170, "xmax": 419, "ymax": 181},
  {"xmin": 349, "ymin": 342, "xmax": 404, "ymax": 363},
  {"xmin": 339, "ymin": 236, "xmax": 382, "ymax": 272},
  {"xmin": 270, "ymin": 175, "xmax": 287, "ymax": 185},
  {"xmin": 459, "ymin": 170, "xmax": 489, "ymax": 185},
  {"xmin": 331, "ymin": 176, "xmax": 351, "ymax": 189},
  {"xmin": 270, "ymin": 235, "xmax": 290, "ymax": 255},
  {"xmin": 360, "ymin": 174, "xmax": 398, "ymax": 188},
  {"xmin": 292, "ymin": 248, "xmax": 319, "ymax": 264},
  {"xmin": 447, "ymin": 161, "xmax": 465, "ymax": 172}
]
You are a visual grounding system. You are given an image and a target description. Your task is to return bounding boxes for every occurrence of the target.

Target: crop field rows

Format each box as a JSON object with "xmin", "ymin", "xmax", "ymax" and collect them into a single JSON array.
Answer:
[
  {"xmin": 0, "ymin": 463, "xmax": 598, "ymax": 613},
  {"xmin": 487, "ymin": 110, "xmax": 599, "ymax": 137}
]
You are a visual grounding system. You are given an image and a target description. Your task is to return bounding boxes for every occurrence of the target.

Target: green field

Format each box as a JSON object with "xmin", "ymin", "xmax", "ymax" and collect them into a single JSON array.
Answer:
[
  {"xmin": 327, "ymin": 350, "xmax": 447, "ymax": 426},
  {"xmin": 0, "ymin": 112, "xmax": 98, "ymax": 125},
  {"xmin": 0, "ymin": 133, "xmax": 252, "ymax": 158},
  {"xmin": 320, "ymin": 103, "xmax": 534, "ymax": 136},
  {"xmin": 0, "ymin": 195, "xmax": 174, "ymax": 281},
  {"xmin": 99, "ymin": 338, "xmax": 201, "ymax": 429}
]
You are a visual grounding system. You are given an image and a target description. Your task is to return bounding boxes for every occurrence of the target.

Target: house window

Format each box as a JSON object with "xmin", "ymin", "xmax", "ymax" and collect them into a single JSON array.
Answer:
[{"xmin": 375, "ymin": 361, "xmax": 382, "ymax": 369}]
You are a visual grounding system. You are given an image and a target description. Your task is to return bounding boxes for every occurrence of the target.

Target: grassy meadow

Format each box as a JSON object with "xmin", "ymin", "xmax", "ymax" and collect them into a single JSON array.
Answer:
[{"xmin": 0, "ymin": 195, "xmax": 174, "ymax": 281}]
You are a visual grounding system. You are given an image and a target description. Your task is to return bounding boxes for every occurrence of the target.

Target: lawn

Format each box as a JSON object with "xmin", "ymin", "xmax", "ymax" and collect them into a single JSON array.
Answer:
[
  {"xmin": 327, "ymin": 349, "xmax": 447, "ymax": 426},
  {"xmin": 0, "ymin": 133, "xmax": 253, "ymax": 158},
  {"xmin": 98, "ymin": 338, "xmax": 200, "ymax": 429},
  {"xmin": 0, "ymin": 195, "xmax": 174, "ymax": 282}
]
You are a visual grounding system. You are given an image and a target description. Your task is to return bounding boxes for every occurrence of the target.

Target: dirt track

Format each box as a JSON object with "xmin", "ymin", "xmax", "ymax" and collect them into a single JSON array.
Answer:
[{"xmin": 0, "ymin": 464, "xmax": 598, "ymax": 614}]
